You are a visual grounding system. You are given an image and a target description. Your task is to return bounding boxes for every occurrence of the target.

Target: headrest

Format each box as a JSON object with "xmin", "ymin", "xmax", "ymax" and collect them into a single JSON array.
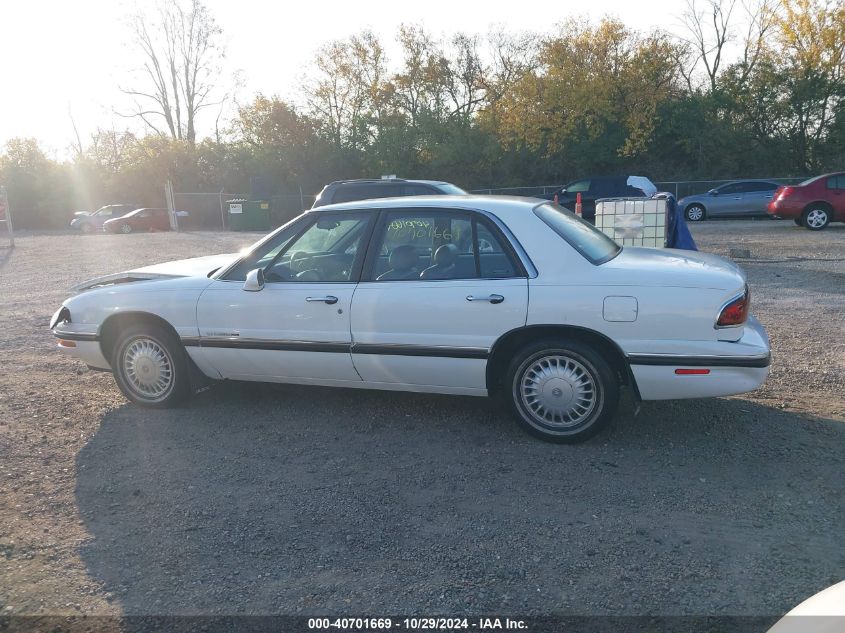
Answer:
[
  {"xmin": 389, "ymin": 244, "xmax": 417, "ymax": 270},
  {"xmin": 433, "ymin": 243, "xmax": 458, "ymax": 266}
]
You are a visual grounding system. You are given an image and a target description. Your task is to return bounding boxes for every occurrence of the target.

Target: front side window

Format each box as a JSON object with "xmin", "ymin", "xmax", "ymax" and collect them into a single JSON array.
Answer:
[
  {"xmin": 222, "ymin": 213, "xmax": 369, "ymax": 282},
  {"xmin": 720, "ymin": 183, "xmax": 744, "ymax": 195},
  {"xmin": 534, "ymin": 203, "xmax": 621, "ymax": 265},
  {"xmin": 262, "ymin": 213, "xmax": 370, "ymax": 282}
]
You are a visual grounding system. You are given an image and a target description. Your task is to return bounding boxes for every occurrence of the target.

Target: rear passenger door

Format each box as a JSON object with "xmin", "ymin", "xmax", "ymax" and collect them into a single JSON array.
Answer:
[
  {"xmin": 350, "ymin": 208, "xmax": 528, "ymax": 392},
  {"xmin": 738, "ymin": 182, "xmax": 777, "ymax": 215}
]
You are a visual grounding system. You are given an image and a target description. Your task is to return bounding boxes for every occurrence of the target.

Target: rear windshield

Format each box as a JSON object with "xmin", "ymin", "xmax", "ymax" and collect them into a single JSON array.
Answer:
[
  {"xmin": 534, "ymin": 203, "xmax": 621, "ymax": 265},
  {"xmin": 799, "ymin": 175, "xmax": 824, "ymax": 186}
]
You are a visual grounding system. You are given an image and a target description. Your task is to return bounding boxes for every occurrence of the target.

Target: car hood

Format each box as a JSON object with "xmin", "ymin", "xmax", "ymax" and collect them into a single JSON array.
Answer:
[
  {"xmin": 69, "ymin": 253, "xmax": 238, "ymax": 294},
  {"xmin": 601, "ymin": 247, "xmax": 746, "ymax": 291}
]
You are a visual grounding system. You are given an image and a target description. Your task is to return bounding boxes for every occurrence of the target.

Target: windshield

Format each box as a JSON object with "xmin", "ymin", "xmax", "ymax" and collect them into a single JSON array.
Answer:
[
  {"xmin": 436, "ymin": 183, "xmax": 468, "ymax": 195},
  {"xmin": 93, "ymin": 206, "xmax": 114, "ymax": 216},
  {"xmin": 534, "ymin": 203, "xmax": 621, "ymax": 265}
]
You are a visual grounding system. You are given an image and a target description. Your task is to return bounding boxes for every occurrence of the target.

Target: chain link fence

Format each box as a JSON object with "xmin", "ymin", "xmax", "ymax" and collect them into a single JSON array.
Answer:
[
  {"xmin": 470, "ymin": 177, "xmax": 808, "ymax": 199},
  {"xmin": 172, "ymin": 191, "xmax": 318, "ymax": 230},
  {"xmin": 175, "ymin": 176, "xmax": 809, "ymax": 231}
]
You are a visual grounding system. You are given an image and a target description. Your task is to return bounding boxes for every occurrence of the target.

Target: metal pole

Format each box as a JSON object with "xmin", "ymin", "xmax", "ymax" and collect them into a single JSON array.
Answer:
[
  {"xmin": 299, "ymin": 185, "xmax": 305, "ymax": 211},
  {"xmin": 0, "ymin": 186, "xmax": 13, "ymax": 247},
  {"xmin": 219, "ymin": 189, "xmax": 226, "ymax": 229}
]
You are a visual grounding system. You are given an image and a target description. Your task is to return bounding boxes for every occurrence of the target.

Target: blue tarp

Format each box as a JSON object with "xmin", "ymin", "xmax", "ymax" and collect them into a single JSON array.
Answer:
[{"xmin": 660, "ymin": 193, "xmax": 698, "ymax": 251}]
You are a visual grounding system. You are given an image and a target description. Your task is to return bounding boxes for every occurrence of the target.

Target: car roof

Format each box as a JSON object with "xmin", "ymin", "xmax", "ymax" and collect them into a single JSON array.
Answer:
[
  {"xmin": 719, "ymin": 179, "xmax": 779, "ymax": 185},
  {"xmin": 307, "ymin": 195, "xmax": 545, "ymax": 222},
  {"xmin": 325, "ymin": 179, "xmax": 454, "ymax": 187}
]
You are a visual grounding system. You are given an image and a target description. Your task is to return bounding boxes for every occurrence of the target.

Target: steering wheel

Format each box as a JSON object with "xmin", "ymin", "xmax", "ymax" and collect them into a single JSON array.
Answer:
[{"xmin": 289, "ymin": 251, "xmax": 312, "ymax": 272}]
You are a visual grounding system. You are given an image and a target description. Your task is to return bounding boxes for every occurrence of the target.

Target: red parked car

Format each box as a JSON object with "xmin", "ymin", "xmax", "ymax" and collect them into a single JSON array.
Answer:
[
  {"xmin": 767, "ymin": 172, "xmax": 845, "ymax": 230},
  {"xmin": 103, "ymin": 208, "xmax": 173, "ymax": 234}
]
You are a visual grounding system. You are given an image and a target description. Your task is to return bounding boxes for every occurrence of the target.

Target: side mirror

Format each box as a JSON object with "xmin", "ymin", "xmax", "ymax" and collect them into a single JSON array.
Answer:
[{"xmin": 243, "ymin": 268, "xmax": 265, "ymax": 292}]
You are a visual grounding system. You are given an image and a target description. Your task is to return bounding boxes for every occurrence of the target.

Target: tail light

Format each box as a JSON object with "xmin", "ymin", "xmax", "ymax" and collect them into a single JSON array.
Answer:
[
  {"xmin": 716, "ymin": 287, "xmax": 750, "ymax": 327},
  {"xmin": 775, "ymin": 186, "xmax": 794, "ymax": 201}
]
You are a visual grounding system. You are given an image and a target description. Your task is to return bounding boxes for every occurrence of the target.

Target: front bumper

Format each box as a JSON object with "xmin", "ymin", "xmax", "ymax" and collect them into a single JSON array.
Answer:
[
  {"xmin": 52, "ymin": 325, "xmax": 111, "ymax": 370},
  {"xmin": 628, "ymin": 315, "xmax": 771, "ymax": 401}
]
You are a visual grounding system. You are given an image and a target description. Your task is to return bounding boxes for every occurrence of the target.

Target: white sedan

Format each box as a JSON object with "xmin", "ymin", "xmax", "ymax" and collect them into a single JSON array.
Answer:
[{"xmin": 50, "ymin": 196, "xmax": 771, "ymax": 442}]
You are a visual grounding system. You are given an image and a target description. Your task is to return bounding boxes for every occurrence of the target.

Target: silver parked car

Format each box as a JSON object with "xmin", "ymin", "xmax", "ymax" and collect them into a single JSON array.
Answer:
[{"xmin": 678, "ymin": 181, "xmax": 780, "ymax": 221}]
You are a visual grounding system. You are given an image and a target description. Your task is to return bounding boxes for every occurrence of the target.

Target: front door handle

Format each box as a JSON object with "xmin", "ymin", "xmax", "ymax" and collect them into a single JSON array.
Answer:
[
  {"xmin": 466, "ymin": 294, "xmax": 505, "ymax": 304},
  {"xmin": 306, "ymin": 295, "xmax": 338, "ymax": 305}
]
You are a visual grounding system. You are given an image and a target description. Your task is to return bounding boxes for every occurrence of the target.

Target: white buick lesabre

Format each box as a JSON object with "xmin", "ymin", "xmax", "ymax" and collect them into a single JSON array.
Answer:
[{"xmin": 50, "ymin": 196, "xmax": 770, "ymax": 442}]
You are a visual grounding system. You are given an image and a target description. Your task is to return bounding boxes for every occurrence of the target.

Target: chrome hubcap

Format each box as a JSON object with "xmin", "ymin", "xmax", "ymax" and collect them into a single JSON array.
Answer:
[
  {"xmin": 688, "ymin": 207, "xmax": 703, "ymax": 221},
  {"xmin": 806, "ymin": 210, "xmax": 826, "ymax": 228},
  {"xmin": 519, "ymin": 354, "xmax": 598, "ymax": 428},
  {"xmin": 121, "ymin": 224, "xmax": 131, "ymax": 233},
  {"xmin": 123, "ymin": 338, "xmax": 173, "ymax": 399}
]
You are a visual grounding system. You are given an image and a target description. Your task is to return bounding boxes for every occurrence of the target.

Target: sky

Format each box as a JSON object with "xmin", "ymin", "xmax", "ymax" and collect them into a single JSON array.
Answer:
[{"xmin": 2, "ymin": 0, "xmax": 691, "ymax": 157}]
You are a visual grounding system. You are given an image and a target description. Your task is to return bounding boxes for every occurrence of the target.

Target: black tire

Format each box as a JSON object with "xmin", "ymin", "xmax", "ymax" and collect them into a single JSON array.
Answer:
[
  {"xmin": 685, "ymin": 204, "xmax": 705, "ymax": 222},
  {"xmin": 802, "ymin": 206, "xmax": 830, "ymax": 231},
  {"xmin": 120, "ymin": 223, "xmax": 133, "ymax": 234},
  {"xmin": 793, "ymin": 218, "xmax": 804, "ymax": 226},
  {"xmin": 111, "ymin": 323, "xmax": 190, "ymax": 407},
  {"xmin": 505, "ymin": 339, "xmax": 619, "ymax": 443}
]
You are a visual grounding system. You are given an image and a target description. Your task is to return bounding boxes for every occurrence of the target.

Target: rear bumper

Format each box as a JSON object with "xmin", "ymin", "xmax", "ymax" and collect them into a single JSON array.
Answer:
[
  {"xmin": 629, "ymin": 316, "xmax": 770, "ymax": 400},
  {"xmin": 767, "ymin": 201, "xmax": 800, "ymax": 218}
]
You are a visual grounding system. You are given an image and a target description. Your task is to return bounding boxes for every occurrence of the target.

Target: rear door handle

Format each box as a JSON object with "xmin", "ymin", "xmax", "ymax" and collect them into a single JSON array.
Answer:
[
  {"xmin": 466, "ymin": 294, "xmax": 505, "ymax": 304},
  {"xmin": 306, "ymin": 295, "xmax": 338, "ymax": 304}
]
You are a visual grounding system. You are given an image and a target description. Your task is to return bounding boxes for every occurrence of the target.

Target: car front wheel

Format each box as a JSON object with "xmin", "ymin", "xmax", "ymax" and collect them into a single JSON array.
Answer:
[
  {"xmin": 506, "ymin": 340, "xmax": 619, "ymax": 443},
  {"xmin": 803, "ymin": 206, "xmax": 830, "ymax": 230},
  {"xmin": 685, "ymin": 204, "xmax": 705, "ymax": 222},
  {"xmin": 112, "ymin": 323, "xmax": 189, "ymax": 407},
  {"xmin": 120, "ymin": 223, "xmax": 133, "ymax": 234}
]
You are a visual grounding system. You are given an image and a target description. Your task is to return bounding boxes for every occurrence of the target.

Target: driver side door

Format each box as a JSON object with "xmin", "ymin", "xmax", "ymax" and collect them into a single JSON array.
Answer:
[{"xmin": 194, "ymin": 211, "xmax": 374, "ymax": 383}]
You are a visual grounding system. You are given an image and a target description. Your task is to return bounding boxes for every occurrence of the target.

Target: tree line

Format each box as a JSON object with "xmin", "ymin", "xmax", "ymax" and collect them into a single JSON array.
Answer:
[{"xmin": 2, "ymin": 0, "xmax": 843, "ymax": 229}]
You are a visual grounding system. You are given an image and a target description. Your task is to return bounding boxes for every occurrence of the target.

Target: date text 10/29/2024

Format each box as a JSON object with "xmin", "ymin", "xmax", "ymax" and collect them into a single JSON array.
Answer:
[{"xmin": 308, "ymin": 618, "xmax": 527, "ymax": 630}]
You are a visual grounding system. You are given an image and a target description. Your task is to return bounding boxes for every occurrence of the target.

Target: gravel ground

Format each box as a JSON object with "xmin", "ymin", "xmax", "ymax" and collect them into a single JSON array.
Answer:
[{"xmin": 0, "ymin": 220, "xmax": 843, "ymax": 620}]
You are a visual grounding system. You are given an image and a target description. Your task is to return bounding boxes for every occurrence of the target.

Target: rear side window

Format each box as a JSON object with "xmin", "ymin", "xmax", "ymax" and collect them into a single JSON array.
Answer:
[
  {"xmin": 534, "ymin": 203, "xmax": 621, "ymax": 265},
  {"xmin": 403, "ymin": 184, "xmax": 438, "ymax": 196},
  {"xmin": 826, "ymin": 175, "xmax": 845, "ymax": 190},
  {"xmin": 331, "ymin": 184, "xmax": 402, "ymax": 204},
  {"xmin": 367, "ymin": 210, "xmax": 521, "ymax": 281},
  {"xmin": 564, "ymin": 180, "xmax": 590, "ymax": 193}
]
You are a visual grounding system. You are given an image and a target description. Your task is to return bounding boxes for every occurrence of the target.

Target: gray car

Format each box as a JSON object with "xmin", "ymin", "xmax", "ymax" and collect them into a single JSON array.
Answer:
[{"xmin": 678, "ymin": 181, "xmax": 780, "ymax": 221}]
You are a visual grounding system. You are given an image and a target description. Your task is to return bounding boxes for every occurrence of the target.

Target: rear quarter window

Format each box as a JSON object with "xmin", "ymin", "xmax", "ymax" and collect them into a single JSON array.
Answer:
[{"xmin": 534, "ymin": 203, "xmax": 621, "ymax": 265}]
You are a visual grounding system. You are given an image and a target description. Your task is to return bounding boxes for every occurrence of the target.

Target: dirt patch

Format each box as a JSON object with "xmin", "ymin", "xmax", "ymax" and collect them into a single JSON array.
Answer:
[{"xmin": 1, "ymin": 222, "xmax": 843, "ymax": 618}]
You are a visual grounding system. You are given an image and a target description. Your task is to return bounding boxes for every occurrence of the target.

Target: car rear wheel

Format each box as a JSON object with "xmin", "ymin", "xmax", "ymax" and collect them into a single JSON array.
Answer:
[
  {"xmin": 803, "ymin": 206, "xmax": 830, "ymax": 230},
  {"xmin": 120, "ymin": 223, "xmax": 133, "ymax": 234},
  {"xmin": 112, "ymin": 323, "xmax": 189, "ymax": 407},
  {"xmin": 685, "ymin": 204, "xmax": 705, "ymax": 222},
  {"xmin": 506, "ymin": 339, "xmax": 619, "ymax": 443}
]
